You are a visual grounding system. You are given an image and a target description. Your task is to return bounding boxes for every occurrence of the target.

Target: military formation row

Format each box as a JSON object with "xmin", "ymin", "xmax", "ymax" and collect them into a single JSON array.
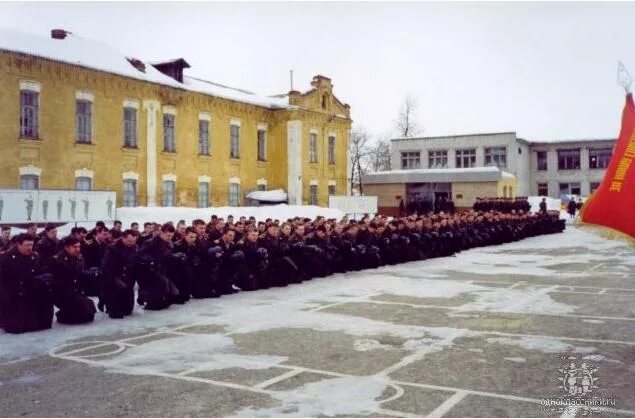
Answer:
[{"xmin": 0, "ymin": 210, "xmax": 566, "ymax": 333}]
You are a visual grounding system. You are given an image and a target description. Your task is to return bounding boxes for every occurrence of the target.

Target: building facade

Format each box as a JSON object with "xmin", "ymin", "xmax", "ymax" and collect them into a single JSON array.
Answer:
[
  {"xmin": 0, "ymin": 28, "xmax": 352, "ymax": 208},
  {"xmin": 390, "ymin": 132, "xmax": 615, "ymax": 199}
]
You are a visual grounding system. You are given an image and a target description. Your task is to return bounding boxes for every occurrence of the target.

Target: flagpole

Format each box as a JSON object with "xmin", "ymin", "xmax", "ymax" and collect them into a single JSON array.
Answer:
[{"xmin": 617, "ymin": 61, "xmax": 632, "ymax": 93}]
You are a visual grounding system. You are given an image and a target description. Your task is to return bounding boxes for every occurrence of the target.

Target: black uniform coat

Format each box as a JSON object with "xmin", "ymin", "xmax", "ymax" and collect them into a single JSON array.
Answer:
[
  {"xmin": 50, "ymin": 251, "xmax": 96, "ymax": 324},
  {"xmin": 0, "ymin": 249, "xmax": 53, "ymax": 333}
]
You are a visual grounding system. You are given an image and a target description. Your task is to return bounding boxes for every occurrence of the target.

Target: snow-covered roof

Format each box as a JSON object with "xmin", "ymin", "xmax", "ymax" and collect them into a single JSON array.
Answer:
[
  {"xmin": 528, "ymin": 137, "xmax": 616, "ymax": 145},
  {"xmin": 392, "ymin": 132, "xmax": 517, "ymax": 142},
  {"xmin": 0, "ymin": 27, "xmax": 289, "ymax": 109},
  {"xmin": 362, "ymin": 166, "xmax": 516, "ymax": 184},
  {"xmin": 246, "ymin": 189, "xmax": 288, "ymax": 202}
]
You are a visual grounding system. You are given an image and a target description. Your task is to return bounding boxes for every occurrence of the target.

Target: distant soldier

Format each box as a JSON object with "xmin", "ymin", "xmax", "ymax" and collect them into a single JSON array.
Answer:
[
  {"xmin": 539, "ymin": 197, "xmax": 548, "ymax": 214},
  {"xmin": 1, "ymin": 226, "xmax": 11, "ymax": 253},
  {"xmin": 36, "ymin": 224, "xmax": 59, "ymax": 266},
  {"xmin": 567, "ymin": 198, "xmax": 577, "ymax": 219},
  {"xmin": 0, "ymin": 233, "xmax": 54, "ymax": 333},
  {"xmin": 50, "ymin": 236, "xmax": 96, "ymax": 324}
]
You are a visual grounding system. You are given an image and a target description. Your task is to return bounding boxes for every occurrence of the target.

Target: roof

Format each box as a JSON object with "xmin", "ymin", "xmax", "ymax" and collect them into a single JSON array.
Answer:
[
  {"xmin": 392, "ymin": 131, "xmax": 517, "ymax": 142},
  {"xmin": 362, "ymin": 166, "xmax": 515, "ymax": 185},
  {"xmin": 528, "ymin": 137, "xmax": 616, "ymax": 145},
  {"xmin": 0, "ymin": 27, "xmax": 289, "ymax": 109}
]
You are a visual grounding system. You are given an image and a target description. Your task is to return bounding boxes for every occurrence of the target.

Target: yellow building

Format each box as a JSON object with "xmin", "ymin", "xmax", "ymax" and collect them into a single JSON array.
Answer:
[{"xmin": 0, "ymin": 28, "xmax": 352, "ymax": 208}]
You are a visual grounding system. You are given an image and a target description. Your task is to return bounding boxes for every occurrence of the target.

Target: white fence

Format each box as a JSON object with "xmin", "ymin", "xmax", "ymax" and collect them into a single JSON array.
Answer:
[{"xmin": 0, "ymin": 189, "xmax": 116, "ymax": 224}]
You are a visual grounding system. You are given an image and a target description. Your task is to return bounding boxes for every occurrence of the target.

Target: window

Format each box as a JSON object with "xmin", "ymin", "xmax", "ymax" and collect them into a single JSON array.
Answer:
[
  {"xmin": 309, "ymin": 133, "xmax": 318, "ymax": 163},
  {"xmin": 590, "ymin": 182, "xmax": 600, "ymax": 193},
  {"xmin": 230, "ymin": 124, "xmax": 240, "ymax": 158},
  {"xmin": 401, "ymin": 151, "xmax": 421, "ymax": 169},
  {"xmin": 309, "ymin": 185, "xmax": 318, "ymax": 205},
  {"xmin": 328, "ymin": 185, "xmax": 336, "ymax": 195},
  {"xmin": 536, "ymin": 151, "xmax": 547, "ymax": 171},
  {"xmin": 485, "ymin": 147, "xmax": 507, "ymax": 168},
  {"xmin": 123, "ymin": 179, "xmax": 137, "ymax": 207},
  {"xmin": 162, "ymin": 180, "xmax": 176, "ymax": 206},
  {"xmin": 198, "ymin": 182, "xmax": 209, "ymax": 207},
  {"xmin": 322, "ymin": 94, "xmax": 328, "ymax": 109},
  {"xmin": 123, "ymin": 107, "xmax": 137, "ymax": 147},
  {"xmin": 589, "ymin": 148, "xmax": 612, "ymax": 169},
  {"xmin": 199, "ymin": 120, "xmax": 210, "ymax": 155},
  {"xmin": 257, "ymin": 129, "xmax": 266, "ymax": 161},
  {"xmin": 428, "ymin": 150, "xmax": 448, "ymax": 168},
  {"xmin": 557, "ymin": 149, "xmax": 580, "ymax": 170},
  {"xmin": 163, "ymin": 114, "xmax": 176, "ymax": 152},
  {"xmin": 76, "ymin": 100, "xmax": 92, "ymax": 143},
  {"xmin": 257, "ymin": 184, "xmax": 266, "ymax": 191},
  {"xmin": 76, "ymin": 177, "xmax": 92, "ymax": 191},
  {"xmin": 20, "ymin": 90, "xmax": 39, "ymax": 139},
  {"xmin": 229, "ymin": 183, "xmax": 240, "ymax": 206},
  {"xmin": 20, "ymin": 174, "xmax": 39, "ymax": 190},
  {"xmin": 328, "ymin": 136, "xmax": 335, "ymax": 165},
  {"xmin": 537, "ymin": 183, "xmax": 548, "ymax": 196},
  {"xmin": 456, "ymin": 148, "xmax": 476, "ymax": 168},
  {"xmin": 559, "ymin": 182, "xmax": 581, "ymax": 197}
]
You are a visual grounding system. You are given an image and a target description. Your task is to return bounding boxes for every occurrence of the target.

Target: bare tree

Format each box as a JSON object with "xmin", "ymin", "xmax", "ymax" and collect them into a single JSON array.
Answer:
[
  {"xmin": 395, "ymin": 95, "xmax": 422, "ymax": 138},
  {"xmin": 367, "ymin": 137, "xmax": 391, "ymax": 172},
  {"xmin": 349, "ymin": 128, "xmax": 371, "ymax": 195}
]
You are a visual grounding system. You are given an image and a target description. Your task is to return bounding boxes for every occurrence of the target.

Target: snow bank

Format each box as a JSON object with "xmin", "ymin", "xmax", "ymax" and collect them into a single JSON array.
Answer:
[
  {"xmin": 528, "ymin": 196, "xmax": 561, "ymax": 213},
  {"xmin": 245, "ymin": 189, "xmax": 288, "ymax": 202}
]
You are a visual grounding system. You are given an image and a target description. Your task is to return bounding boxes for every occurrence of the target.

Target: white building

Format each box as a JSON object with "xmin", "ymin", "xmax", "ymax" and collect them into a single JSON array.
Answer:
[{"xmin": 390, "ymin": 132, "xmax": 615, "ymax": 199}]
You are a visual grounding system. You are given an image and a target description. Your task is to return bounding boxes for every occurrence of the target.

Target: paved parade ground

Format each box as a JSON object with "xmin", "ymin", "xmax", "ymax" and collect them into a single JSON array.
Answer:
[{"xmin": 1, "ymin": 226, "xmax": 634, "ymax": 417}]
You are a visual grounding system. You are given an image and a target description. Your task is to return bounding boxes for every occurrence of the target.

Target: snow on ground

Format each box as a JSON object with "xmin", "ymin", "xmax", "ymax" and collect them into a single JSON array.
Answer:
[{"xmin": 1, "ymin": 226, "xmax": 628, "ymax": 366}]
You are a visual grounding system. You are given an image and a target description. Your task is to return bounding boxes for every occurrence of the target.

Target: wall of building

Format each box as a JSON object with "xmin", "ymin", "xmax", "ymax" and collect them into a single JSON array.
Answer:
[
  {"xmin": 363, "ymin": 183, "xmax": 406, "ymax": 215},
  {"xmin": 528, "ymin": 141, "xmax": 614, "ymax": 197},
  {"xmin": 0, "ymin": 53, "xmax": 351, "ymax": 207}
]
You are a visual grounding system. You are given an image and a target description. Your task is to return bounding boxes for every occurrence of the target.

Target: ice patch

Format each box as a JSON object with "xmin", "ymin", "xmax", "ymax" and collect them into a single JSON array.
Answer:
[
  {"xmin": 353, "ymin": 339, "xmax": 393, "ymax": 352},
  {"xmin": 582, "ymin": 354, "xmax": 622, "ymax": 364},
  {"xmin": 581, "ymin": 319, "xmax": 605, "ymax": 324},
  {"xmin": 468, "ymin": 348, "xmax": 484, "ymax": 353},
  {"xmin": 504, "ymin": 357, "xmax": 526, "ymax": 363},
  {"xmin": 486, "ymin": 336, "xmax": 596, "ymax": 354},
  {"xmin": 0, "ymin": 372, "xmax": 42, "ymax": 386},
  {"xmin": 234, "ymin": 376, "xmax": 389, "ymax": 417},
  {"xmin": 458, "ymin": 285, "xmax": 576, "ymax": 315},
  {"xmin": 102, "ymin": 334, "xmax": 287, "ymax": 374}
]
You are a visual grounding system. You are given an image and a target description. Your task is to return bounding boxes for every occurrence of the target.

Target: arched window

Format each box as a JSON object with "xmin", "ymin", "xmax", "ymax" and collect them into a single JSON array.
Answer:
[{"xmin": 322, "ymin": 94, "xmax": 328, "ymax": 109}]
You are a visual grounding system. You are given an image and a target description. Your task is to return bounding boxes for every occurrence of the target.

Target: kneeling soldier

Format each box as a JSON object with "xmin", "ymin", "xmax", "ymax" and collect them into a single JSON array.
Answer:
[
  {"xmin": 0, "ymin": 234, "xmax": 54, "ymax": 333},
  {"xmin": 50, "ymin": 236, "xmax": 96, "ymax": 324}
]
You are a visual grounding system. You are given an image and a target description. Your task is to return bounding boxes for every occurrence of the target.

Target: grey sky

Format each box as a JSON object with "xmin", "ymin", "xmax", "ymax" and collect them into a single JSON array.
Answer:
[{"xmin": 1, "ymin": 1, "xmax": 634, "ymax": 141}]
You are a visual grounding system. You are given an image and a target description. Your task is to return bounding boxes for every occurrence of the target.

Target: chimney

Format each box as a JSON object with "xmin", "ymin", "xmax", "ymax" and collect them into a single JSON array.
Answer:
[
  {"xmin": 51, "ymin": 29, "xmax": 69, "ymax": 40},
  {"xmin": 127, "ymin": 58, "xmax": 146, "ymax": 73}
]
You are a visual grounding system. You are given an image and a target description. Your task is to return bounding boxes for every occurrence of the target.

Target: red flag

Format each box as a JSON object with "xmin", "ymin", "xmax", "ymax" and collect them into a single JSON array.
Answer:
[{"xmin": 581, "ymin": 93, "xmax": 635, "ymax": 238}]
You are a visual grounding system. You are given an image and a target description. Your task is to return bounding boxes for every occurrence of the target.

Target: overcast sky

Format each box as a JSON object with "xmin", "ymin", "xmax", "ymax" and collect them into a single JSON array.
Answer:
[{"xmin": 2, "ymin": 1, "xmax": 634, "ymax": 142}]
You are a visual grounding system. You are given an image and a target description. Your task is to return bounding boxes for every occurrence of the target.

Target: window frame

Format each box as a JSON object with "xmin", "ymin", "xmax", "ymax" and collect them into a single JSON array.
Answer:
[
  {"xmin": 537, "ymin": 182, "xmax": 548, "ymax": 196},
  {"xmin": 557, "ymin": 149, "xmax": 581, "ymax": 170},
  {"xmin": 20, "ymin": 90, "xmax": 39, "ymax": 139},
  {"xmin": 455, "ymin": 148, "xmax": 476, "ymax": 168},
  {"xmin": 588, "ymin": 148, "xmax": 612, "ymax": 169},
  {"xmin": 198, "ymin": 119, "xmax": 210, "ymax": 155},
  {"xmin": 428, "ymin": 150, "xmax": 448, "ymax": 169},
  {"xmin": 309, "ymin": 184, "xmax": 318, "ymax": 205},
  {"xmin": 76, "ymin": 99, "xmax": 93, "ymax": 144},
  {"xmin": 198, "ymin": 181, "xmax": 210, "ymax": 208},
  {"xmin": 257, "ymin": 129, "xmax": 267, "ymax": 161},
  {"xmin": 309, "ymin": 133, "xmax": 318, "ymax": 163},
  {"xmin": 162, "ymin": 180, "xmax": 176, "ymax": 206},
  {"xmin": 163, "ymin": 114, "xmax": 176, "ymax": 152},
  {"xmin": 230, "ymin": 124, "xmax": 240, "ymax": 159},
  {"xmin": 229, "ymin": 183, "xmax": 240, "ymax": 206},
  {"xmin": 401, "ymin": 151, "xmax": 421, "ymax": 169},
  {"xmin": 484, "ymin": 147, "xmax": 507, "ymax": 168},
  {"xmin": 20, "ymin": 174, "xmax": 40, "ymax": 190},
  {"xmin": 123, "ymin": 107, "xmax": 137, "ymax": 148},
  {"xmin": 123, "ymin": 179, "xmax": 137, "ymax": 207},
  {"xmin": 328, "ymin": 136, "xmax": 336, "ymax": 165},
  {"xmin": 75, "ymin": 176, "xmax": 92, "ymax": 191},
  {"xmin": 536, "ymin": 151, "xmax": 548, "ymax": 171}
]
